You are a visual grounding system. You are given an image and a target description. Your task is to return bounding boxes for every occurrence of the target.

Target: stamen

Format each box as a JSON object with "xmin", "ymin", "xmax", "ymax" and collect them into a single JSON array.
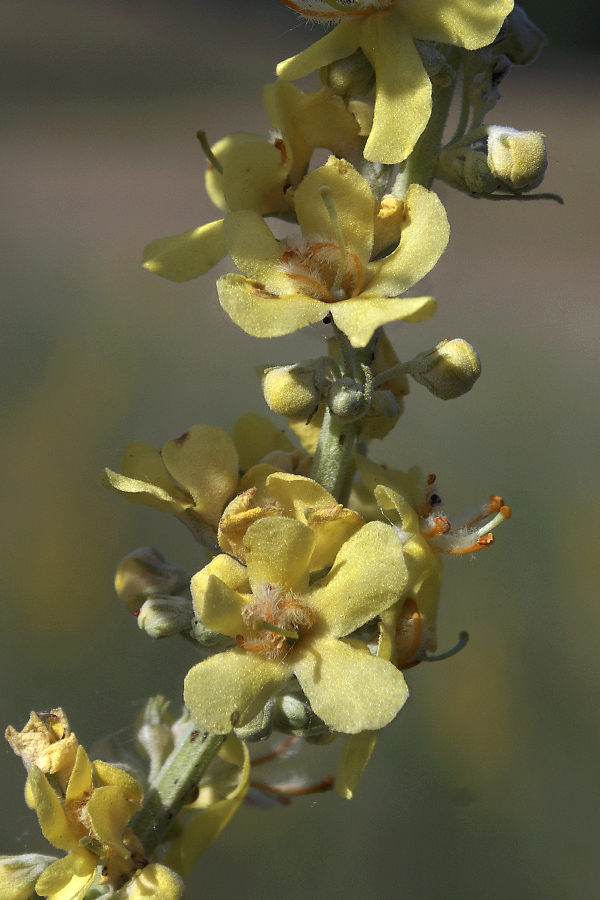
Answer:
[
  {"xmin": 196, "ymin": 131, "xmax": 223, "ymax": 175},
  {"xmin": 423, "ymin": 631, "xmax": 469, "ymax": 662},
  {"xmin": 251, "ymin": 736, "xmax": 298, "ymax": 767},
  {"xmin": 421, "ymin": 516, "xmax": 451, "ymax": 539},
  {"xmin": 395, "ymin": 598, "xmax": 423, "ymax": 668},
  {"xmin": 250, "ymin": 775, "xmax": 334, "ymax": 803},
  {"xmin": 319, "ymin": 187, "xmax": 347, "ymax": 299}
]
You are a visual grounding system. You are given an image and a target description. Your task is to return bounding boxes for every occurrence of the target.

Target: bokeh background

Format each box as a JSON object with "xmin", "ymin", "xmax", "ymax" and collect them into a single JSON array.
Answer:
[{"xmin": 2, "ymin": 1, "xmax": 599, "ymax": 898}]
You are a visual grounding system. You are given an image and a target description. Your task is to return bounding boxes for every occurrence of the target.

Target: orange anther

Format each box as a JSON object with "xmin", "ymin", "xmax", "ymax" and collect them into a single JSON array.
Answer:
[
  {"xmin": 500, "ymin": 505, "xmax": 512, "ymax": 519},
  {"xmin": 477, "ymin": 533, "xmax": 494, "ymax": 547},
  {"xmin": 427, "ymin": 473, "xmax": 436, "ymax": 485},
  {"xmin": 488, "ymin": 495, "xmax": 504, "ymax": 512},
  {"xmin": 396, "ymin": 598, "xmax": 423, "ymax": 668}
]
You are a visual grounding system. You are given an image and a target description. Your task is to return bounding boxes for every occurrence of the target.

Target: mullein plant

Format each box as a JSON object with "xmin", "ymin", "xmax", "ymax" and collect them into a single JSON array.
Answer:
[{"xmin": 2, "ymin": 1, "xmax": 559, "ymax": 897}]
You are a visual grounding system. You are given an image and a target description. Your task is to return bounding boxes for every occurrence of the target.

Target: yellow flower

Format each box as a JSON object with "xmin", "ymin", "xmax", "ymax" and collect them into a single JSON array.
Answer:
[
  {"xmin": 218, "ymin": 470, "xmax": 364, "ymax": 567},
  {"xmin": 111, "ymin": 864, "xmax": 185, "ymax": 900},
  {"xmin": 276, "ymin": 0, "xmax": 513, "ymax": 163},
  {"xmin": 25, "ymin": 744, "xmax": 144, "ymax": 900},
  {"xmin": 218, "ymin": 156, "xmax": 449, "ymax": 347},
  {"xmin": 142, "ymin": 79, "xmax": 362, "ymax": 282},
  {"xmin": 184, "ymin": 516, "xmax": 409, "ymax": 734},
  {"xmin": 102, "ymin": 414, "xmax": 297, "ymax": 544}
]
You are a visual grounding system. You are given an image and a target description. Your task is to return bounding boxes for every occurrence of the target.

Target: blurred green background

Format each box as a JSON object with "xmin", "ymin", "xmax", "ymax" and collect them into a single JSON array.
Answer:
[{"xmin": 1, "ymin": 1, "xmax": 599, "ymax": 898}]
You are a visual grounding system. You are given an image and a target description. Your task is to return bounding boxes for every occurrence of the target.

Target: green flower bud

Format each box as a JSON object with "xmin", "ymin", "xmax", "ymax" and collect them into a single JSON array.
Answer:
[
  {"xmin": 408, "ymin": 339, "xmax": 481, "ymax": 400},
  {"xmin": 327, "ymin": 377, "xmax": 366, "ymax": 421},
  {"xmin": 368, "ymin": 389, "xmax": 400, "ymax": 421},
  {"xmin": 137, "ymin": 594, "xmax": 194, "ymax": 639},
  {"xmin": 115, "ymin": 548, "xmax": 189, "ymax": 615},
  {"xmin": 487, "ymin": 126, "xmax": 547, "ymax": 191},
  {"xmin": 273, "ymin": 689, "xmax": 332, "ymax": 739},
  {"xmin": 234, "ymin": 697, "xmax": 275, "ymax": 741},
  {"xmin": 261, "ymin": 361, "xmax": 324, "ymax": 422},
  {"xmin": 0, "ymin": 855, "xmax": 56, "ymax": 900},
  {"xmin": 319, "ymin": 49, "xmax": 375, "ymax": 97},
  {"xmin": 191, "ymin": 617, "xmax": 237, "ymax": 651},
  {"xmin": 495, "ymin": 5, "xmax": 548, "ymax": 66}
]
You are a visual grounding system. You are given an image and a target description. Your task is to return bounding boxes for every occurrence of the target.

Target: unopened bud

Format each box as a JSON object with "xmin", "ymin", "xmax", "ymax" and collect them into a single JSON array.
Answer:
[
  {"xmin": 409, "ymin": 339, "xmax": 481, "ymax": 400},
  {"xmin": 137, "ymin": 594, "xmax": 194, "ymax": 639},
  {"xmin": 273, "ymin": 690, "xmax": 331, "ymax": 739},
  {"xmin": 0, "ymin": 855, "xmax": 56, "ymax": 900},
  {"xmin": 261, "ymin": 361, "xmax": 324, "ymax": 422},
  {"xmin": 327, "ymin": 377, "xmax": 366, "ymax": 421},
  {"xmin": 191, "ymin": 617, "xmax": 237, "ymax": 651},
  {"xmin": 495, "ymin": 5, "xmax": 547, "ymax": 66},
  {"xmin": 113, "ymin": 863, "xmax": 185, "ymax": 900},
  {"xmin": 319, "ymin": 49, "xmax": 375, "ymax": 97},
  {"xmin": 487, "ymin": 126, "xmax": 547, "ymax": 191},
  {"xmin": 368, "ymin": 389, "xmax": 400, "ymax": 420},
  {"xmin": 416, "ymin": 40, "xmax": 456, "ymax": 88},
  {"xmin": 115, "ymin": 548, "xmax": 189, "ymax": 615}
]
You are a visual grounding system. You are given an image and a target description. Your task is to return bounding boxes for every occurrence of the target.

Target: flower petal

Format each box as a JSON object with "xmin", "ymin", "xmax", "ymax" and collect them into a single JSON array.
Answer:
[
  {"xmin": 276, "ymin": 19, "xmax": 361, "ymax": 81},
  {"xmin": 27, "ymin": 766, "xmax": 77, "ymax": 852},
  {"xmin": 293, "ymin": 158, "xmax": 375, "ymax": 261},
  {"xmin": 161, "ymin": 426, "xmax": 239, "ymax": 528},
  {"xmin": 404, "ymin": 0, "xmax": 513, "ymax": 50},
  {"xmin": 335, "ymin": 730, "xmax": 379, "ymax": 799},
  {"xmin": 142, "ymin": 220, "xmax": 226, "ymax": 282},
  {"xmin": 222, "ymin": 211, "xmax": 288, "ymax": 290},
  {"xmin": 244, "ymin": 517, "xmax": 316, "ymax": 596},
  {"xmin": 361, "ymin": 15, "xmax": 431, "ymax": 163},
  {"xmin": 191, "ymin": 554, "xmax": 249, "ymax": 631},
  {"xmin": 85, "ymin": 785, "xmax": 132, "ymax": 857},
  {"xmin": 308, "ymin": 520, "xmax": 408, "ymax": 637},
  {"xmin": 217, "ymin": 273, "xmax": 326, "ymax": 339},
  {"xmin": 332, "ymin": 294, "xmax": 436, "ymax": 348},
  {"xmin": 366, "ymin": 184, "xmax": 449, "ymax": 296},
  {"xmin": 34, "ymin": 848, "xmax": 96, "ymax": 900},
  {"xmin": 222, "ymin": 139, "xmax": 288, "ymax": 214},
  {"xmin": 183, "ymin": 651, "xmax": 289, "ymax": 732},
  {"xmin": 230, "ymin": 412, "xmax": 296, "ymax": 472},
  {"xmin": 294, "ymin": 636, "xmax": 409, "ymax": 732}
]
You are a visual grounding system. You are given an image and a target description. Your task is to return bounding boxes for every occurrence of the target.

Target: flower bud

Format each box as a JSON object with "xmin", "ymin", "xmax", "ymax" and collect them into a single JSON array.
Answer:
[
  {"xmin": 115, "ymin": 548, "xmax": 189, "ymax": 615},
  {"xmin": 273, "ymin": 690, "xmax": 331, "ymax": 739},
  {"xmin": 319, "ymin": 49, "xmax": 375, "ymax": 97},
  {"xmin": 495, "ymin": 5, "xmax": 548, "ymax": 66},
  {"xmin": 0, "ymin": 855, "xmax": 56, "ymax": 900},
  {"xmin": 487, "ymin": 126, "xmax": 547, "ymax": 191},
  {"xmin": 408, "ymin": 339, "xmax": 481, "ymax": 400},
  {"xmin": 261, "ymin": 361, "xmax": 323, "ymax": 422},
  {"xmin": 191, "ymin": 616, "xmax": 237, "ymax": 651},
  {"xmin": 137, "ymin": 594, "xmax": 194, "ymax": 639},
  {"xmin": 327, "ymin": 377, "xmax": 366, "ymax": 421}
]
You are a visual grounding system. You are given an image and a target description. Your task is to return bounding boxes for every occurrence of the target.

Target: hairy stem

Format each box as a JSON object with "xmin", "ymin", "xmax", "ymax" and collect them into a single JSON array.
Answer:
[{"xmin": 130, "ymin": 721, "xmax": 225, "ymax": 856}]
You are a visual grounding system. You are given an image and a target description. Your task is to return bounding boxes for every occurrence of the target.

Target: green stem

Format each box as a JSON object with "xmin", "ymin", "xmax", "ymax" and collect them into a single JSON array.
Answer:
[
  {"xmin": 392, "ymin": 48, "xmax": 460, "ymax": 196},
  {"xmin": 309, "ymin": 407, "xmax": 360, "ymax": 504},
  {"xmin": 130, "ymin": 721, "xmax": 225, "ymax": 855}
]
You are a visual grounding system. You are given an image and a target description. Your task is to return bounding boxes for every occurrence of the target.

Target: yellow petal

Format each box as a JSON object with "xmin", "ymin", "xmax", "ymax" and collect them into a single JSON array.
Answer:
[
  {"xmin": 405, "ymin": 0, "xmax": 513, "ymax": 50},
  {"xmin": 222, "ymin": 211, "xmax": 288, "ymax": 290},
  {"xmin": 27, "ymin": 766, "xmax": 77, "ymax": 852},
  {"xmin": 161, "ymin": 425, "xmax": 239, "ymax": 528},
  {"xmin": 366, "ymin": 185, "xmax": 450, "ymax": 297},
  {"xmin": 92, "ymin": 760, "xmax": 143, "ymax": 805},
  {"xmin": 85, "ymin": 785, "xmax": 132, "ymax": 857},
  {"xmin": 222, "ymin": 139, "xmax": 288, "ymax": 214},
  {"xmin": 201, "ymin": 574, "xmax": 248, "ymax": 639},
  {"xmin": 332, "ymin": 295, "xmax": 437, "ymax": 348},
  {"xmin": 205, "ymin": 132, "xmax": 266, "ymax": 209},
  {"xmin": 191, "ymin": 554, "xmax": 249, "ymax": 624},
  {"xmin": 276, "ymin": 19, "xmax": 361, "ymax": 81},
  {"xmin": 244, "ymin": 517, "xmax": 316, "ymax": 596},
  {"xmin": 230, "ymin": 412, "xmax": 295, "ymax": 472},
  {"xmin": 308, "ymin": 521, "xmax": 408, "ymax": 637},
  {"xmin": 142, "ymin": 219, "xmax": 226, "ymax": 282},
  {"xmin": 294, "ymin": 636, "xmax": 408, "ymax": 732},
  {"xmin": 217, "ymin": 273, "xmax": 326, "ymax": 339},
  {"xmin": 361, "ymin": 15, "xmax": 431, "ymax": 163},
  {"xmin": 65, "ymin": 746, "xmax": 93, "ymax": 804},
  {"xmin": 113, "ymin": 863, "xmax": 185, "ymax": 900},
  {"xmin": 293, "ymin": 158, "xmax": 375, "ymax": 260},
  {"xmin": 183, "ymin": 651, "xmax": 289, "ymax": 732},
  {"xmin": 34, "ymin": 848, "xmax": 96, "ymax": 900},
  {"xmin": 335, "ymin": 730, "xmax": 380, "ymax": 799},
  {"xmin": 266, "ymin": 472, "xmax": 364, "ymax": 569}
]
